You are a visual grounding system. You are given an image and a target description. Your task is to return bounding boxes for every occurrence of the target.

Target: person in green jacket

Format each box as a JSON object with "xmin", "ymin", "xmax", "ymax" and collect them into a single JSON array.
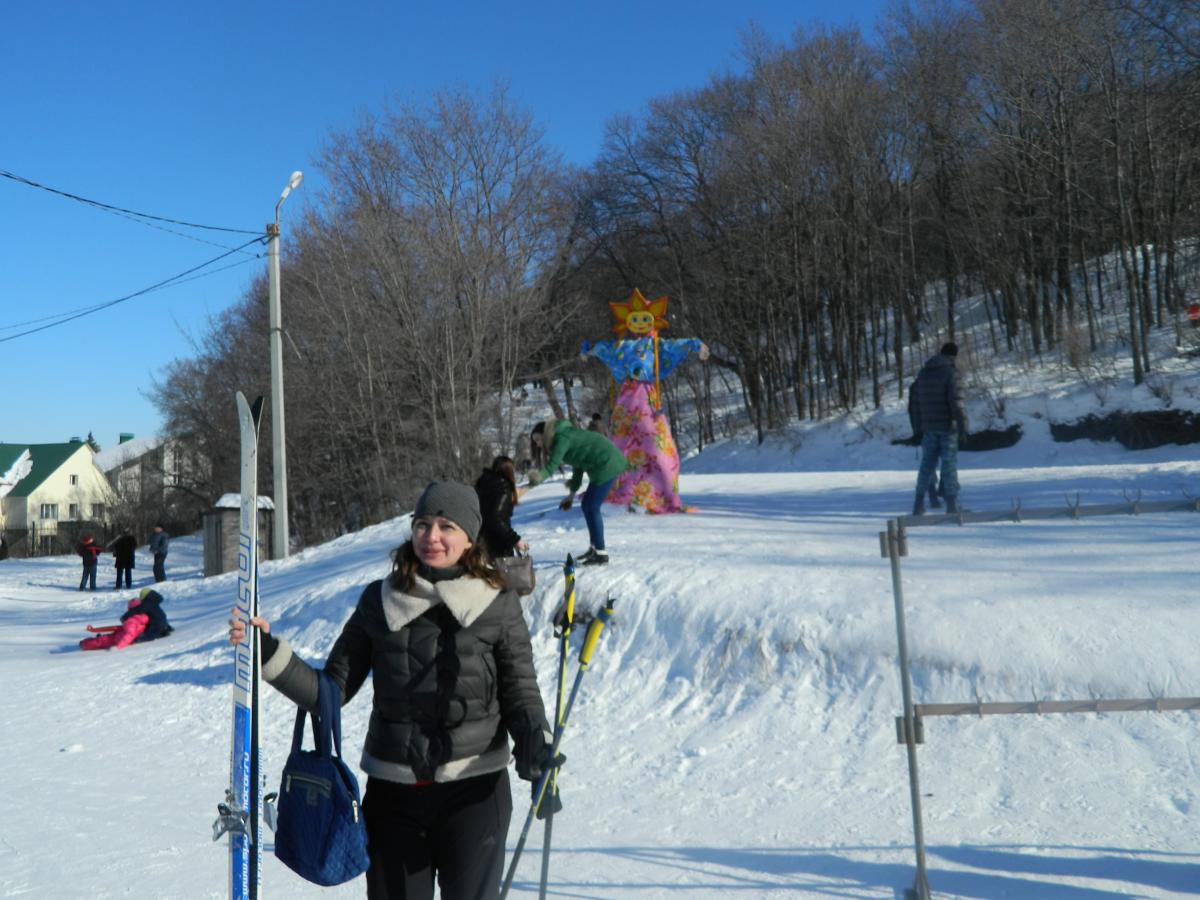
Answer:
[{"xmin": 528, "ymin": 419, "xmax": 629, "ymax": 565}]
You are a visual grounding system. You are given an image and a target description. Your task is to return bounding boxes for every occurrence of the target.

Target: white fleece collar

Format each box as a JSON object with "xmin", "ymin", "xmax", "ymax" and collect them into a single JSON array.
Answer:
[{"xmin": 381, "ymin": 574, "xmax": 501, "ymax": 632}]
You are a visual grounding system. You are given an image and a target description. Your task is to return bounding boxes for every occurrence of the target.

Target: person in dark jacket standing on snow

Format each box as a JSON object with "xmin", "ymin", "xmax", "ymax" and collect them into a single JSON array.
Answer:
[
  {"xmin": 149, "ymin": 524, "xmax": 168, "ymax": 582},
  {"xmin": 907, "ymin": 384, "xmax": 942, "ymax": 511},
  {"xmin": 110, "ymin": 528, "xmax": 137, "ymax": 589},
  {"xmin": 229, "ymin": 481, "xmax": 557, "ymax": 900},
  {"xmin": 909, "ymin": 342, "xmax": 969, "ymax": 515},
  {"xmin": 475, "ymin": 456, "xmax": 529, "ymax": 558},
  {"xmin": 77, "ymin": 533, "xmax": 102, "ymax": 591}
]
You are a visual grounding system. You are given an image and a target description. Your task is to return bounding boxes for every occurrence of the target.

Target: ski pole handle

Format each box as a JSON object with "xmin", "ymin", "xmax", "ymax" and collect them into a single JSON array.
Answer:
[
  {"xmin": 563, "ymin": 557, "xmax": 576, "ymax": 625},
  {"xmin": 579, "ymin": 600, "xmax": 615, "ymax": 665}
]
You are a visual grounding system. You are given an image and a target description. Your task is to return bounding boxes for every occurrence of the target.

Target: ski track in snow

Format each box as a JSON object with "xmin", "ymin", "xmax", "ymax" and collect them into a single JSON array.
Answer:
[{"xmin": 2, "ymin": 416, "xmax": 1200, "ymax": 898}]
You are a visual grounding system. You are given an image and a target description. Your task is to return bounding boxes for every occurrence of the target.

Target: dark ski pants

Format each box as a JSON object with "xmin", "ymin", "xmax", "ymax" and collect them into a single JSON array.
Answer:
[
  {"xmin": 152, "ymin": 553, "xmax": 167, "ymax": 582},
  {"xmin": 115, "ymin": 566, "xmax": 132, "ymax": 589},
  {"xmin": 363, "ymin": 769, "xmax": 512, "ymax": 900},
  {"xmin": 580, "ymin": 477, "xmax": 616, "ymax": 551},
  {"xmin": 79, "ymin": 563, "xmax": 96, "ymax": 591}
]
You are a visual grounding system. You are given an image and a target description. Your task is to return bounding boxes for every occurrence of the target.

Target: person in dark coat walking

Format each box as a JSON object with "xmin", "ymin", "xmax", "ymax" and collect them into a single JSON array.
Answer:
[
  {"xmin": 110, "ymin": 529, "xmax": 137, "ymax": 589},
  {"xmin": 474, "ymin": 456, "xmax": 529, "ymax": 559},
  {"xmin": 909, "ymin": 342, "xmax": 969, "ymax": 515},
  {"xmin": 229, "ymin": 481, "xmax": 556, "ymax": 900},
  {"xmin": 77, "ymin": 533, "xmax": 102, "ymax": 591},
  {"xmin": 907, "ymin": 384, "xmax": 942, "ymax": 510}
]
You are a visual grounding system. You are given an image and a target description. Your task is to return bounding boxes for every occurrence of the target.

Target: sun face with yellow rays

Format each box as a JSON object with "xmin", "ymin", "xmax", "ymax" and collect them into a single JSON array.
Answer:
[{"xmin": 610, "ymin": 288, "xmax": 669, "ymax": 337}]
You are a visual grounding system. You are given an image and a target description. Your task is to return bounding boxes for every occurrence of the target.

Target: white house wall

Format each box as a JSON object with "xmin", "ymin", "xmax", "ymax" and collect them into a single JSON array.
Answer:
[{"xmin": 24, "ymin": 445, "xmax": 116, "ymax": 530}]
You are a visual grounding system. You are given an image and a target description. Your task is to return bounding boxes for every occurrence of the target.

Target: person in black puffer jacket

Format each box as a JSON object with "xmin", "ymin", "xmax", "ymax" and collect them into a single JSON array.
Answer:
[
  {"xmin": 474, "ymin": 456, "xmax": 529, "ymax": 558},
  {"xmin": 230, "ymin": 481, "xmax": 555, "ymax": 900}
]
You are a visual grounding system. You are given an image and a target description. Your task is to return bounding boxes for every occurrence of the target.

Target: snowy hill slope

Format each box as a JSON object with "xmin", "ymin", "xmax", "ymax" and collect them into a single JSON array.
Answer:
[{"xmin": 1, "ymin": 407, "xmax": 1199, "ymax": 898}]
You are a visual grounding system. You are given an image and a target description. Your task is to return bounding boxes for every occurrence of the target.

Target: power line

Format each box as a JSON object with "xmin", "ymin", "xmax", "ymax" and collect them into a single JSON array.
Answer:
[
  {"xmin": 0, "ymin": 167, "xmax": 263, "ymax": 236},
  {"xmin": 88, "ymin": 203, "xmax": 265, "ymax": 255},
  {"xmin": 0, "ymin": 250, "xmax": 266, "ymax": 333},
  {"xmin": 0, "ymin": 235, "xmax": 267, "ymax": 344},
  {"xmin": 149, "ymin": 254, "xmax": 266, "ymax": 290}
]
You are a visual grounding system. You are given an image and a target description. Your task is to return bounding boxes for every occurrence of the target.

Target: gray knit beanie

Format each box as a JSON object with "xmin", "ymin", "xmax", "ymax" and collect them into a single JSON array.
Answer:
[{"xmin": 413, "ymin": 482, "xmax": 482, "ymax": 539}]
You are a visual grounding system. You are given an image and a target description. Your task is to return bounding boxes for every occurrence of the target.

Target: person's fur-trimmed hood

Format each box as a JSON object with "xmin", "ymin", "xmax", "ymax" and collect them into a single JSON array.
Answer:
[{"xmin": 380, "ymin": 573, "xmax": 501, "ymax": 632}]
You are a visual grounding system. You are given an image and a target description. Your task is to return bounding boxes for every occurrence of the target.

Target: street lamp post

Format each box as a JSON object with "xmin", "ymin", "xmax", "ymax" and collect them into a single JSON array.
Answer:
[{"xmin": 267, "ymin": 170, "xmax": 303, "ymax": 559}]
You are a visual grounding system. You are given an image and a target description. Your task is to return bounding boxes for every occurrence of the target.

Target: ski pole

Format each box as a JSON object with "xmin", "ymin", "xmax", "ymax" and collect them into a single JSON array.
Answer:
[
  {"xmin": 501, "ymin": 597, "xmax": 616, "ymax": 900},
  {"xmin": 539, "ymin": 555, "xmax": 577, "ymax": 900}
]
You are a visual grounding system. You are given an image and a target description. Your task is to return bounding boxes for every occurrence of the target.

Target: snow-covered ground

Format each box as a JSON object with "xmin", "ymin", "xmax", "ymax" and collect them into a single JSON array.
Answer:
[{"xmin": 2, "ymin": 381, "xmax": 1199, "ymax": 899}]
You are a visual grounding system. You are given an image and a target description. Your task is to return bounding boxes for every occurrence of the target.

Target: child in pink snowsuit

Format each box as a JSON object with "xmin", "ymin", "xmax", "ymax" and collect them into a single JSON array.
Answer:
[{"xmin": 79, "ymin": 589, "xmax": 171, "ymax": 651}]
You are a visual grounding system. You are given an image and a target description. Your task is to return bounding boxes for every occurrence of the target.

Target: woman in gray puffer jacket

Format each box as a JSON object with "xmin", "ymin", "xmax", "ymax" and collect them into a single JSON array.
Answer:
[{"xmin": 230, "ymin": 481, "xmax": 555, "ymax": 900}]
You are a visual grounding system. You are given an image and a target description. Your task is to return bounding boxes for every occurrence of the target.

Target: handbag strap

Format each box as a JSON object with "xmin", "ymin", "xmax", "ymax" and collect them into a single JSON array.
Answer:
[
  {"xmin": 317, "ymin": 671, "xmax": 345, "ymax": 759},
  {"xmin": 288, "ymin": 670, "xmax": 345, "ymax": 760}
]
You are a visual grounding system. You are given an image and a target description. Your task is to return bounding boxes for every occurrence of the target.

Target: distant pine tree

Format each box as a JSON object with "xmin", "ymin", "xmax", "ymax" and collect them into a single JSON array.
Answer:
[{"xmin": 86, "ymin": 431, "xmax": 101, "ymax": 452}]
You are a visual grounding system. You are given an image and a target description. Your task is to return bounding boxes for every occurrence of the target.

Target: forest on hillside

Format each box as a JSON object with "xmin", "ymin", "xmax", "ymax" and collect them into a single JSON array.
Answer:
[{"xmin": 151, "ymin": 0, "xmax": 1200, "ymax": 546}]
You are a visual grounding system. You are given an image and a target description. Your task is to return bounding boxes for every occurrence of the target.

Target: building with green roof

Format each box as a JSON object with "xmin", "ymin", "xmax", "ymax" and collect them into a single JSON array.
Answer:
[{"xmin": 0, "ymin": 441, "xmax": 115, "ymax": 556}]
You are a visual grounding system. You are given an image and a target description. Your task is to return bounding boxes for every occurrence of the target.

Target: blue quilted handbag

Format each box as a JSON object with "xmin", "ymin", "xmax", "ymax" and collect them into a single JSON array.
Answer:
[{"xmin": 274, "ymin": 672, "xmax": 370, "ymax": 885}]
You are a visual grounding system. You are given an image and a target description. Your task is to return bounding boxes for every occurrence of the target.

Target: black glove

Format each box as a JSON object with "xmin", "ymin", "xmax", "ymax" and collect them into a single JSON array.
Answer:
[
  {"xmin": 259, "ymin": 631, "xmax": 280, "ymax": 663},
  {"xmin": 534, "ymin": 780, "xmax": 564, "ymax": 820},
  {"xmin": 513, "ymin": 720, "xmax": 565, "ymax": 781}
]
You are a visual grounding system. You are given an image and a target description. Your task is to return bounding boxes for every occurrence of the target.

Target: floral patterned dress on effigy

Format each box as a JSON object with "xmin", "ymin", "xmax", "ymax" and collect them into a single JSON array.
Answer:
[{"xmin": 581, "ymin": 334, "xmax": 703, "ymax": 513}]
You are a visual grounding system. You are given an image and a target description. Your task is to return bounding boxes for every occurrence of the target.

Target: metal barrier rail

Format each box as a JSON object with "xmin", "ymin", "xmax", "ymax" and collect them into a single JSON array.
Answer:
[
  {"xmin": 898, "ymin": 493, "xmax": 1200, "ymax": 528},
  {"xmin": 915, "ymin": 697, "xmax": 1200, "ymax": 717},
  {"xmin": 881, "ymin": 493, "xmax": 1200, "ymax": 900}
]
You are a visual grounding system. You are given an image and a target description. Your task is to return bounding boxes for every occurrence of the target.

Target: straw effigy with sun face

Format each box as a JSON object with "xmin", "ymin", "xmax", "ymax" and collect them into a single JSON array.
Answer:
[{"xmin": 580, "ymin": 288, "xmax": 709, "ymax": 513}]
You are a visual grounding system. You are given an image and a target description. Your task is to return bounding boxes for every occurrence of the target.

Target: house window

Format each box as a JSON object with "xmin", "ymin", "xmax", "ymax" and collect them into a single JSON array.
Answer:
[
  {"xmin": 39, "ymin": 504, "xmax": 58, "ymax": 520},
  {"xmin": 91, "ymin": 503, "xmax": 106, "ymax": 520},
  {"xmin": 68, "ymin": 504, "xmax": 80, "ymax": 520},
  {"xmin": 69, "ymin": 474, "xmax": 79, "ymax": 486}
]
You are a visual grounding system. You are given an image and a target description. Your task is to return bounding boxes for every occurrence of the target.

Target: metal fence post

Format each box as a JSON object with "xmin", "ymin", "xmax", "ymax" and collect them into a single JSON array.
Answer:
[
  {"xmin": 884, "ymin": 518, "xmax": 932, "ymax": 900},
  {"xmin": 887, "ymin": 496, "xmax": 1198, "ymax": 895}
]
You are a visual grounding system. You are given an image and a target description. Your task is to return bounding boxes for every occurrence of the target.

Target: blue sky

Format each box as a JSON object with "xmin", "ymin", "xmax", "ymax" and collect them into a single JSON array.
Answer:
[{"xmin": 2, "ymin": 0, "xmax": 885, "ymax": 448}]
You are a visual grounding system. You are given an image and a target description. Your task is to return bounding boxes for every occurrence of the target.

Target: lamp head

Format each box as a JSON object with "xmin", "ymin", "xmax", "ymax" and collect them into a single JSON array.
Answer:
[{"xmin": 279, "ymin": 170, "xmax": 304, "ymax": 203}]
